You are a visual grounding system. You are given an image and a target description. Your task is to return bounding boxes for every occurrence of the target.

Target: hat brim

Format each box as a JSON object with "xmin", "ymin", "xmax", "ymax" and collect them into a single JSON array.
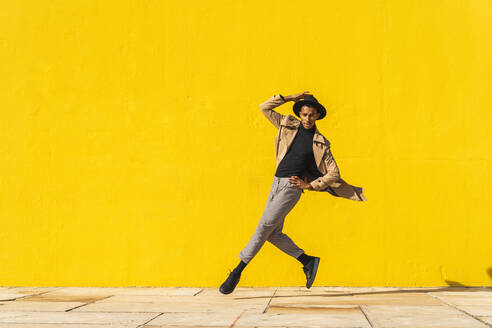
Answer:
[{"xmin": 293, "ymin": 100, "xmax": 326, "ymax": 120}]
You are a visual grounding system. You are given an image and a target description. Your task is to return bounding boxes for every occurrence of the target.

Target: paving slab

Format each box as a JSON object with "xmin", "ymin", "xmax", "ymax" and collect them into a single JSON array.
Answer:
[
  {"xmin": 0, "ymin": 325, "xmax": 136, "ymax": 328},
  {"xmin": 18, "ymin": 292, "xmax": 111, "ymax": 303},
  {"xmin": 430, "ymin": 294, "xmax": 492, "ymax": 306},
  {"xmin": 74, "ymin": 295, "xmax": 270, "ymax": 314},
  {"xmin": 457, "ymin": 305, "xmax": 492, "ymax": 316},
  {"xmin": 429, "ymin": 290, "xmax": 492, "ymax": 296},
  {"xmin": 323, "ymin": 286, "xmax": 403, "ymax": 293},
  {"xmin": 322, "ymin": 286, "xmax": 446, "ymax": 293},
  {"xmin": 5, "ymin": 287, "xmax": 62, "ymax": 293},
  {"xmin": 234, "ymin": 308, "xmax": 371, "ymax": 327},
  {"xmin": 352, "ymin": 292, "xmax": 444, "ymax": 305},
  {"xmin": 362, "ymin": 304, "xmax": 489, "ymax": 327},
  {"xmin": 0, "ymin": 311, "xmax": 156, "ymax": 325},
  {"xmin": 15, "ymin": 287, "xmax": 197, "ymax": 304},
  {"xmin": 267, "ymin": 303, "xmax": 361, "ymax": 314},
  {"xmin": 0, "ymin": 289, "xmax": 52, "ymax": 302},
  {"xmin": 144, "ymin": 310, "xmax": 242, "ymax": 326},
  {"xmin": 91, "ymin": 294, "xmax": 269, "ymax": 305},
  {"xmin": 0, "ymin": 293, "xmax": 33, "ymax": 302},
  {"xmin": 77, "ymin": 300, "xmax": 267, "ymax": 314},
  {"xmin": 0, "ymin": 301, "xmax": 84, "ymax": 312},
  {"xmin": 275, "ymin": 287, "xmax": 346, "ymax": 297},
  {"xmin": 146, "ymin": 326, "xmax": 230, "ymax": 328},
  {"xmin": 198, "ymin": 287, "xmax": 276, "ymax": 298},
  {"xmin": 30, "ymin": 287, "xmax": 202, "ymax": 296},
  {"xmin": 145, "ymin": 326, "xmax": 230, "ymax": 328},
  {"xmin": 270, "ymin": 292, "xmax": 442, "ymax": 306}
]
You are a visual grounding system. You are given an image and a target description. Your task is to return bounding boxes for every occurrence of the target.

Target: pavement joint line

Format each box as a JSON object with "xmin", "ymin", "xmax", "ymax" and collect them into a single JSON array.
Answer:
[
  {"xmin": 65, "ymin": 295, "xmax": 114, "ymax": 312},
  {"xmin": 0, "ymin": 290, "xmax": 52, "ymax": 302},
  {"xmin": 359, "ymin": 304, "xmax": 376, "ymax": 328},
  {"xmin": 193, "ymin": 288, "xmax": 204, "ymax": 296},
  {"xmin": 427, "ymin": 292, "xmax": 492, "ymax": 328},
  {"xmin": 229, "ymin": 308, "xmax": 247, "ymax": 328},
  {"xmin": 136, "ymin": 312, "xmax": 164, "ymax": 327},
  {"xmin": 262, "ymin": 287, "xmax": 277, "ymax": 314}
]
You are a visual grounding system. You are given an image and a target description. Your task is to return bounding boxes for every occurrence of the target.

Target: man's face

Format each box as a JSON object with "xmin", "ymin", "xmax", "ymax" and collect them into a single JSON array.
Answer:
[{"xmin": 299, "ymin": 105, "xmax": 320, "ymax": 129}]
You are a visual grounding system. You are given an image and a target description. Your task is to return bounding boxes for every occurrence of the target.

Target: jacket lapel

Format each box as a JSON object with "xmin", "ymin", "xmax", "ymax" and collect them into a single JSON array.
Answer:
[
  {"xmin": 313, "ymin": 127, "xmax": 328, "ymax": 168},
  {"xmin": 278, "ymin": 116, "xmax": 300, "ymax": 160}
]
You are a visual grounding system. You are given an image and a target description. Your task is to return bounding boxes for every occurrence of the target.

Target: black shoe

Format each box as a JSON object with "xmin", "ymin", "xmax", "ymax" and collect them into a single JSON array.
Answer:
[
  {"xmin": 302, "ymin": 257, "xmax": 320, "ymax": 289},
  {"xmin": 219, "ymin": 269, "xmax": 241, "ymax": 294}
]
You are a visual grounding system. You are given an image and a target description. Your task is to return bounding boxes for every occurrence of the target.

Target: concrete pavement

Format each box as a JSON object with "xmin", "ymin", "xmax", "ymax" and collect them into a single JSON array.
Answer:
[{"xmin": 0, "ymin": 286, "xmax": 491, "ymax": 327}]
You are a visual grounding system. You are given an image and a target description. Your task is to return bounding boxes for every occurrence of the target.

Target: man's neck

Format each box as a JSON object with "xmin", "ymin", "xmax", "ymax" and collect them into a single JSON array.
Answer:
[{"xmin": 301, "ymin": 123, "xmax": 316, "ymax": 132}]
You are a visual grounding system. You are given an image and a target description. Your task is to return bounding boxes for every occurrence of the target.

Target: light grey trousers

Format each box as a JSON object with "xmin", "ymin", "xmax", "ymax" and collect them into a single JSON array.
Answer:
[{"xmin": 238, "ymin": 176, "xmax": 305, "ymax": 264}]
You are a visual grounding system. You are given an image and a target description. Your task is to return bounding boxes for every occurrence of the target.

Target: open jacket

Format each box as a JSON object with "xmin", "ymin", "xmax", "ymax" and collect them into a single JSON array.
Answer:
[{"xmin": 261, "ymin": 94, "xmax": 366, "ymax": 202}]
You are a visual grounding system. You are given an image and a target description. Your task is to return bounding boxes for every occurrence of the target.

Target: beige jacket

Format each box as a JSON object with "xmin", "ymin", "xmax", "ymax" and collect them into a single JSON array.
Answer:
[{"xmin": 261, "ymin": 94, "xmax": 366, "ymax": 202}]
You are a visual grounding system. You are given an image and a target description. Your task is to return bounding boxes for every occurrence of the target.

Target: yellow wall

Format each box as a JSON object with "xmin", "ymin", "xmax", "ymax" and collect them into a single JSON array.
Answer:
[{"xmin": 1, "ymin": 0, "xmax": 491, "ymax": 287}]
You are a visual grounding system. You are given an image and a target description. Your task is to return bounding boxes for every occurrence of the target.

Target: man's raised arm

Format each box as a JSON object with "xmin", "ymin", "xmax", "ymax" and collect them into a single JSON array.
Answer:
[
  {"xmin": 260, "ymin": 94, "xmax": 287, "ymax": 129},
  {"xmin": 260, "ymin": 91, "xmax": 312, "ymax": 129}
]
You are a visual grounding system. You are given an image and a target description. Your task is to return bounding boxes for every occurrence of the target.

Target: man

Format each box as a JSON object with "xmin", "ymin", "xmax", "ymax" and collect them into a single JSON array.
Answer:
[{"xmin": 219, "ymin": 91, "xmax": 366, "ymax": 295}]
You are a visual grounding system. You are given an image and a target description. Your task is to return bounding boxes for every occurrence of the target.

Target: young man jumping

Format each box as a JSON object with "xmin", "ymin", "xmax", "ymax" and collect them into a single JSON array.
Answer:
[{"xmin": 219, "ymin": 91, "xmax": 366, "ymax": 294}]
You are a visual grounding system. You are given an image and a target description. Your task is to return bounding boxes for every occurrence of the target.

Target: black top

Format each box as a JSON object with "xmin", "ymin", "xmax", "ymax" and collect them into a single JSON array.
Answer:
[{"xmin": 275, "ymin": 123, "xmax": 317, "ymax": 178}]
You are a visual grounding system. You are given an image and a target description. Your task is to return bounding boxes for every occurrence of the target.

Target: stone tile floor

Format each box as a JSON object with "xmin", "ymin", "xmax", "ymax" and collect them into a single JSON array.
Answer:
[{"xmin": 0, "ymin": 286, "xmax": 491, "ymax": 327}]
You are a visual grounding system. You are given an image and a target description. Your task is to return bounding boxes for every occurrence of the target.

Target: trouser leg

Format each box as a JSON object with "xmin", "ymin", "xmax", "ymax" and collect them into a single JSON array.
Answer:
[
  {"xmin": 238, "ymin": 215, "xmax": 278, "ymax": 264},
  {"xmin": 267, "ymin": 207, "xmax": 305, "ymax": 259},
  {"xmin": 238, "ymin": 176, "xmax": 303, "ymax": 264}
]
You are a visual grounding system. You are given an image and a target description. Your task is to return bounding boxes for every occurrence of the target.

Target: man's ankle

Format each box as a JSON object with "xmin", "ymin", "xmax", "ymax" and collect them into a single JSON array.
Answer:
[
  {"xmin": 296, "ymin": 253, "xmax": 315, "ymax": 266},
  {"xmin": 233, "ymin": 260, "xmax": 247, "ymax": 274}
]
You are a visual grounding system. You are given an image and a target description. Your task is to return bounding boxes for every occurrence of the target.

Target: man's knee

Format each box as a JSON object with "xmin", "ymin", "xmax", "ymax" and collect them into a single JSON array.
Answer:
[
  {"xmin": 249, "ymin": 224, "xmax": 275, "ymax": 245},
  {"xmin": 267, "ymin": 229, "xmax": 284, "ymax": 242}
]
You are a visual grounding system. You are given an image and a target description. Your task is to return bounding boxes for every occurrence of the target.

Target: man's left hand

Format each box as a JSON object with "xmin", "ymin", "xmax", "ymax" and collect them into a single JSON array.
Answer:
[{"xmin": 288, "ymin": 176, "xmax": 311, "ymax": 190}]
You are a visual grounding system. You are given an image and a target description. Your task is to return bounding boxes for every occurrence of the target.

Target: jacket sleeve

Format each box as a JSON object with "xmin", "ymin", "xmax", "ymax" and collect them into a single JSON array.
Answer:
[
  {"xmin": 309, "ymin": 147, "xmax": 343, "ymax": 191},
  {"xmin": 260, "ymin": 94, "xmax": 287, "ymax": 129}
]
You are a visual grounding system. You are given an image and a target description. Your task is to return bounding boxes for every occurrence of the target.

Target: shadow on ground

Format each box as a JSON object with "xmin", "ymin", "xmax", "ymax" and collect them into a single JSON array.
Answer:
[{"xmin": 233, "ymin": 265, "xmax": 492, "ymax": 300}]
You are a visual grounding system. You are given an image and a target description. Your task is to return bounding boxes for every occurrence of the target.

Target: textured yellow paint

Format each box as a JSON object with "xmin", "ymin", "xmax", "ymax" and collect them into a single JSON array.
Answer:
[{"xmin": 0, "ymin": 1, "xmax": 491, "ymax": 287}]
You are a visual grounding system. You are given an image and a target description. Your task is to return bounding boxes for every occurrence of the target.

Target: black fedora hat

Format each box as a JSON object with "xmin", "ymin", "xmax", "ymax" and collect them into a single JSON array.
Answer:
[{"xmin": 293, "ymin": 95, "xmax": 326, "ymax": 120}]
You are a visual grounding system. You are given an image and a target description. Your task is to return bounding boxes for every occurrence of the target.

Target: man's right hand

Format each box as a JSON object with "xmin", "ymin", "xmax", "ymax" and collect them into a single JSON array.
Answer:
[{"xmin": 285, "ymin": 91, "xmax": 312, "ymax": 102}]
